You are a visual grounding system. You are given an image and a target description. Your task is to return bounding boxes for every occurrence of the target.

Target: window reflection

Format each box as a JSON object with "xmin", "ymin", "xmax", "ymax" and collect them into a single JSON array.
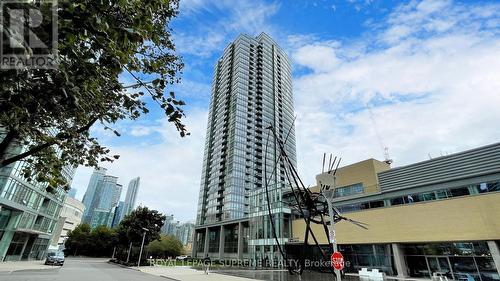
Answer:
[
  {"xmin": 450, "ymin": 257, "xmax": 480, "ymax": 281},
  {"xmin": 338, "ymin": 180, "xmax": 500, "ymax": 214},
  {"xmin": 403, "ymin": 242, "xmax": 497, "ymax": 281},
  {"xmin": 476, "ymin": 257, "xmax": 500, "ymax": 281}
]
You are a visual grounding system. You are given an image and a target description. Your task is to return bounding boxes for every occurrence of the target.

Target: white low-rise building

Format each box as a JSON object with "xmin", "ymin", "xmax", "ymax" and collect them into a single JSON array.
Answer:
[{"xmin": 50, "ymin": 196, "xmax": 85, "ymax": 250}]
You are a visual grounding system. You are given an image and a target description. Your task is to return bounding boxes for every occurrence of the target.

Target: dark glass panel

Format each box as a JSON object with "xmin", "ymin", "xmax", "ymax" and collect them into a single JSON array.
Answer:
[
  {"xmin": 450, "ymin": 242, "xmax": 474, "ymax": 255},
  {"xmin": 487, "ymin": 181, "xmax": 500, "ymax": 192},
  {"xmin": 0, "ymin": 209, "xmax": 12, "ymax": 229},
  {"xmin": 403, "ymin": 244, "xmax": 426, "ymax": 255},
  {"xmin": 391, "ymin": 197, "xmax": 405, "ymax": 205},
  {"xmin": 407, "ymin": 256, "xmax": 430, "ymax": 277},
  {"xmin": 449, "ymin": 187, "xmax": 470, "ymax": 197},
  {"xmin": 424, "ymin": 243, "xmax": 449, "ymax": 255},
  {"xmin": 370, "ymin": 200, "xmax": 385, "ymax": 208},
  {"xmin": 472, "ymin": 242, "xmax": 490, "ymax": 256},
  {"xmin": 352, "ymin": 244, "xmax": 374, "ymax": 255},
  {"xmin": 450, "ymin": 257, "xmax": 480, "ymax": 281},
  {"xmin": 476, "ymin": 257, "xmax": 500, "ymax": 281}
]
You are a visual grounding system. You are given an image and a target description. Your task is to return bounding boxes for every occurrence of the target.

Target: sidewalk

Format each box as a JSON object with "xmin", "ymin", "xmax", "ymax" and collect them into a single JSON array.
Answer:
[
  {"xmin": 138, "ymin": 266, "xmax": 261, "ymax": 281},
  {"xmin": 137, "ymin": 265, "xmax": 432, "ymax": 281},
  {"xmin": 0, "ymin": 260, "xmax": 56, "ymax": 272}
]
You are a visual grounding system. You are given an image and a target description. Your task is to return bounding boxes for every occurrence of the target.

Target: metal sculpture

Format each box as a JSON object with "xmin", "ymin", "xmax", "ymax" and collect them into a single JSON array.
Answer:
[{"xmin": 263, "ymin": 123, "xmax": 368, "ymax": 279}]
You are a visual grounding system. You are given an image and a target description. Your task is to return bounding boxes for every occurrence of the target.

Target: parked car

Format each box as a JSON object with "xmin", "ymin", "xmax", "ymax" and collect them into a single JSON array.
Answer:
[
  {"xmin": 176, "ymin": 255, "xmax": 188, "ymax": 261},
  {"xmin": 45, "ymin": 252, "xmax": 65, "ymax": 266}
]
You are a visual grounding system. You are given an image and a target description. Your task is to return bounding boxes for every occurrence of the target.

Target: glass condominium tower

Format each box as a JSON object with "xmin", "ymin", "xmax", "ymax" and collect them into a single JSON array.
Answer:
[{"xmin": 193, "ymin": 33, "xmax": 296, "ymax": 262}]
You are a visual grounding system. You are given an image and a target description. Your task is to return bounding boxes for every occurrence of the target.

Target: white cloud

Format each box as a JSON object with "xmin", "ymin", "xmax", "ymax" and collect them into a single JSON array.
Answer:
[
  {"xmin": 129, "ymin": 126, "xmax": 154, "ymax": 137},
  {"xmin": 290, "ymin": 0, "xmax": 500, "ymax": 185},
  {"xmin": 293, "ymin": 44, "xmax": 341, "ymax": 73},
  {"xmin": 174, "ymin": 0, "xmax": 280, "ymax": 58}
]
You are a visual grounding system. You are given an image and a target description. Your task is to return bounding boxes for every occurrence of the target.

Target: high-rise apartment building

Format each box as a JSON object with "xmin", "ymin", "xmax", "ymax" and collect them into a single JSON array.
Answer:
[
  {"xmin": 82, "ymin": 168, "xmax": 122, "ymax": 228},
  {"xmin": 123, "ymin": 177, "xmax": 140, "ymax": 217},
  {"xmin": 193, "ymin": 33, "xmax": 297, "ymax": 261}
]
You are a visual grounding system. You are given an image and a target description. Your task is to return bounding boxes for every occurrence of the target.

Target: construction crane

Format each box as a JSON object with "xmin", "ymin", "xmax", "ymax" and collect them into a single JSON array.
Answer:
[{"xmin": 366, "ymin": 103, "xmax": 393, "ymax": 165}]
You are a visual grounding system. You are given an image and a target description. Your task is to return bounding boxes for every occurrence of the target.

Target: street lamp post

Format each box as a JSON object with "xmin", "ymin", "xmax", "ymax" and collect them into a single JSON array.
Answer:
[{"xmin": 137, "ymin": 227, "xmax": 149, "ymax": 267}]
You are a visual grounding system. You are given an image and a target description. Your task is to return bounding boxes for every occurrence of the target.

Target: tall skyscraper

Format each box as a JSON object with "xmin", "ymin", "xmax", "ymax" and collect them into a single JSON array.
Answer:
[
  {"xmin": 82, "ymin": 167, "xmax": 107, "ymax": 222},
  {"xmin": 160, "ymin": 214, "xmax": 176, "ymax": 235},
  {"xmin": 111, "ymin": 201, "xmax": 125, "ymax": 228},
  {"xmin": 177, "ymin": 222, "xmax": 195, "ymax": 246},
  {"xmin": 123, "ymin": 177, "xmax": 140, "ymax": 217},
  {"xmin": 193, "ymin": 33, "xmax": 297, "ymax": 261},
  {"xmin": 82, "ymin": 168, "xmax": 122, "ymax": 228}
]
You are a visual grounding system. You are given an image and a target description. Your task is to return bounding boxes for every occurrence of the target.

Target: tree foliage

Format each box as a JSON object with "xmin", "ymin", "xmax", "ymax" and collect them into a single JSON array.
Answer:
[
  {"xmin": 147, "ymin": 234, "xmax": 184, "ymax": 258},
  {"xmin": 0, "ymin": 0, "xmax": 186, "ymax": 192},
  {"xmin": 116, "ymin": 206, "xmax": 166, "ymax": 247},
  {"xmin": 64, "ymin": 223, "xmax": 117, "ymax": 257}
]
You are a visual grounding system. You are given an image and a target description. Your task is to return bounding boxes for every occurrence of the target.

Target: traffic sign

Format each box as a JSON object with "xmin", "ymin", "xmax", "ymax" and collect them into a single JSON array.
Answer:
[{"xmin": 331, "ymin": 251, "xmax": 344, "ymax": 270}]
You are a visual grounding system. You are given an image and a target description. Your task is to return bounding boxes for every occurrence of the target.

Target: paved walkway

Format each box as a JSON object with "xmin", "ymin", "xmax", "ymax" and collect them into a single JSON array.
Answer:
[
  {"xmin": 138, "ymin": 266, "xmax": 261, "ymax": 281},
  {"xmin": 0, "ymin": 260, "xmax": 56, "ymax": 272},
  {"xmin": 139, "ymin": 266, "xmax": 432, "ymax": 281}
]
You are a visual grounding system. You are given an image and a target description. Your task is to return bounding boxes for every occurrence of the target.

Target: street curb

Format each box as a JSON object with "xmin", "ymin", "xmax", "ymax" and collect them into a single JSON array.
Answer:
[
  {"xmin": 106, "ymin": 261, "xmax": 140, "ymax": 271},
  {"xmin": 160, "ymin": 275, "xmax": 181, "ymax": 281}
]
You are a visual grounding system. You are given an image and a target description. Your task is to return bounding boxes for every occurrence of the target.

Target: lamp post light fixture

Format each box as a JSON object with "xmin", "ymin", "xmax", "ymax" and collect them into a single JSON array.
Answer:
[{"xmin": 138, "ymin": 227, "xmax": 149, "ymax": 267}]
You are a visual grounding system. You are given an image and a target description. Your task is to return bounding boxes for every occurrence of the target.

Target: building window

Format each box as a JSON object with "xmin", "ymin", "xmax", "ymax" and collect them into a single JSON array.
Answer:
[
  {"xmin": 335, "ymin": 183, "xmax": 364, "ymax": 197},
  {"xmin": 449, "ymin": 187, "xmax": 470, "ymax": 197},
  {"xmin": 208, "ymin": 229, "xmax": 220, "ymax": 253},
  {"xmin": 403, "ymin": 242, "xmax": 499, "ymax": 281},
  {"xmin": 339, "ymin": 244, "xmax": 394, "ymax": 275},
  {"xmin": 0, "ymin": 209, "xmax": 12, "ymax": 229},
  {"xmin": 224, "ymin": 225, "xmax": 238, "ymax": 253},
  {"xmin": 6, "ymin": 233, "xmax": 28, "ymax": 256}
]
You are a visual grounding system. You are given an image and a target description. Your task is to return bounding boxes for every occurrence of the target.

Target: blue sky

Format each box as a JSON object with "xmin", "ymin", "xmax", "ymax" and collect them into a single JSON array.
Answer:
[{"xmin": 72, "ymin": 0, "xmax": 500, "ymax": 222}]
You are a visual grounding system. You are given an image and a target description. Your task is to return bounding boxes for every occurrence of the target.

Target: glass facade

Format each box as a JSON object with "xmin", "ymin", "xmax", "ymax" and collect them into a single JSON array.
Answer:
[
  {"xmin": 248, "ymin": 183, "xmax": 292, "ymax": 262},
  {"xmin": 196, "ymin": 33, "xmax": 296, "ymax": 226},
  {"xmin": 336, "ymin": 242, "xmax": 499, "ymax": 281},
  {"xmin": 123, "ymin": 177, "xmax": 140, "ymax": 217},
  {"xmin": 403, "ymin": 242, "xmax": 499, "ymax": 281},
  {"xmin": 0, "ymin": 140, "xmax": 71, "ymax": 261},
  {"xmin": 195, "ymin": 33, "xmax": 296, "ymax": 258},
  {"xmin": 336, "ymin": 179, "xmax": 500, "ymax": 214},
  {"xmin": 335, "ymin": 183, "xmax": 364, "ymax": 197},
  {"xmin": 339, "ymin": 244, "xmax": 395, "ymax": 275},
  {"xmin": 82, "ymin": 169, "xmax": 122, "ymax": 228}
]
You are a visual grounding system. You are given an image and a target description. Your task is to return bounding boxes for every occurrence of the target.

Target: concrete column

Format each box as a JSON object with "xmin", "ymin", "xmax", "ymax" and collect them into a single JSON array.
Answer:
[
  {"xmin": 203, "ymin": 228, "xmax": 209, "ymax": 257},
  {"xmin": 218, "ymin": 225, "xmax": 225, "ymax": 260},
  {"xmin": 237, "ymin": 222, "xmax": 243, "ymax": 259},
  {"xmin": 392, "ymin": 243, "xmax": 409, "ymax": 277},
  {"xmin": 487, "ymin": 241, "xmax": 500, "ymax": 276},
  {"xmin": 191, "ymin": 230, "xmax": 198, "ymax": 257}
]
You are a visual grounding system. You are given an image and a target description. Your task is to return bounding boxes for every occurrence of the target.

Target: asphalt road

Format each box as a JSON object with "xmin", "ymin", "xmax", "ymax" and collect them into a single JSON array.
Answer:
[{"xmin": 0, "ymin": 258, "xmax": 168, "ymax": 281}]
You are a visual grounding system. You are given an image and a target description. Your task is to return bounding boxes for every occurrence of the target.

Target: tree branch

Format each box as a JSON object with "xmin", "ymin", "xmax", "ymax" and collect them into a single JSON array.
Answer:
[{"xmin": 0, "ymin": 117, "xmax": 98, "ymax": 168}]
